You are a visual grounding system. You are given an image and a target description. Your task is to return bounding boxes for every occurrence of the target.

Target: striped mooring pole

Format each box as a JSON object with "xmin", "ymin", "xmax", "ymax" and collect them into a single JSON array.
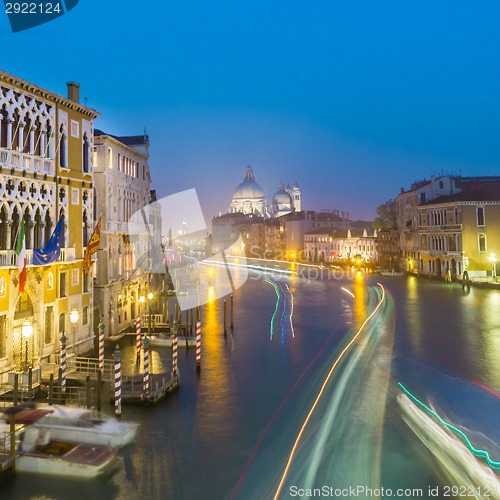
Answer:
[
  {"xmin": 60, "ymin": 333, "xmax": 67, "ymax": 393},
  {"xmin": 195, "ymin": 321, "xmax": 201, "ymax": 372},
  {"xmin": 172, "ymin": 322, "xmax": 178, "ymax": 376},
  {"xmin": 114, "ymin": 345, "xmax": 121, "ymax": 416},
  {"xmin": 135, "ymin": 316, "xmax": 141, "ymax": 358},
  {"xmin": 143, "ymin": 336, "xmax": 150, "ymax": 396},
  {"xmin": 98, "ymin": 319, "xmax": 105, "ymax": 371}
]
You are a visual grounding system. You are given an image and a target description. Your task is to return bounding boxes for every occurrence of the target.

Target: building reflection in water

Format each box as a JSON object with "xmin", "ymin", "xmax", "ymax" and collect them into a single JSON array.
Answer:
[{"xmin": 406, "ymin": 276, "xmax": 423, "ymax": 357}]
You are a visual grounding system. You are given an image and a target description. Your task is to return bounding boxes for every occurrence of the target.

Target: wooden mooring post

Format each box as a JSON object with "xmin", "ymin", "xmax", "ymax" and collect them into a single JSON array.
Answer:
[{"xmin": 230, "ymin": 294, "xmax": 234, "ymax": 330}]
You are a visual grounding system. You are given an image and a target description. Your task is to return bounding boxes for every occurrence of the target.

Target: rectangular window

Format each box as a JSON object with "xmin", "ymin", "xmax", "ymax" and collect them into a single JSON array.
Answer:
[
  {"xmin": 71, "ymin": 188, "xmax": 79, "ymax": 205},
  {"xmin": 419, "ymin": 192, "xmax": 426, "ymax": 203},
  {"xmin": 44, "ymin": 306, "xmax": 54, "ymax": 345},
  {"xmin": 71, "ymin": 120, "xmax": 80, "ymax": 138},
  {"xmin": 93, "ymin": 146, "xmax": 97, "ymax": 167},
  {"xmin": 83, "ymin": 273, "xmax": 89, "ymax": 293},
  {"xmin": 82, "ymin": 307, "xmax": 88, "ymax": 326},
  {"xmin": 59, "ymin": 272, "xmax": 67, "ymax": 298},
  {"xmin": 72, "ymin": 268, "xmax": 79, "ymax": 286},
  {"xmin": 118, "ymin": 153, "xmax": 121, "ymax": 172},
  {"xmin": 108, "ymin": 148, "xmax": 113, "ymax": 169}
]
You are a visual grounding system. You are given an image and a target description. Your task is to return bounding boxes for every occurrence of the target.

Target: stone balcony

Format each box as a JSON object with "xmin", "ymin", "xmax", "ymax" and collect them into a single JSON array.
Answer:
[{"xmin": 0, "ymin": 149, "xmax": 55, "ymax": 177}]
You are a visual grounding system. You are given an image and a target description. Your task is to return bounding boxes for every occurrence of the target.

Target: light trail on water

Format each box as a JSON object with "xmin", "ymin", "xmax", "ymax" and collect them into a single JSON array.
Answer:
[
  {"xmin": 273, "ymin": 283, "xmax": 387, "ymax": 499},
  {"xmin": 264, "ymin": 278, "xmax": 280, "ymax": 340},
  {"xmin": 229, "ymin": 325, "xmax": 344, "ymax": 500},
  {"xmin": 284, "ymin": 283, "xmax": 294, "ymax": 337},
  {"xmin": 472, "ymin": 380, "xmax": 500, "ymax": 400},
  {"xmin": 398, "ymin": 382, "xmax": 500, "ymax": 471}
]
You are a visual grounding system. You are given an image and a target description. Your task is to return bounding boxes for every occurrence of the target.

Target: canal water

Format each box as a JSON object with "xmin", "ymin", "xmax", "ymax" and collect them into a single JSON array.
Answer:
[{"xmin": 3, "ymin": 266, "xmax": 500, "ymax": 499}]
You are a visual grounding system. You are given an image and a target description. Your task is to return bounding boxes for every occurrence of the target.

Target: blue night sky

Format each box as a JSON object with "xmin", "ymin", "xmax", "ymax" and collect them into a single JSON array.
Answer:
[{"xmin": 2, "ymin": 1, "xmax": 500, "ymax": 222}]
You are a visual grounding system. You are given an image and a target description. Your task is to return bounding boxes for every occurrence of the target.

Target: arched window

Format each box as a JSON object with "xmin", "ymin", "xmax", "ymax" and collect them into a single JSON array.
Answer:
[
  {"xmin": 478, "ymin": 234, "xmax": 487, "ymax": 253},
  {"xmin": 34, "ymin": 208, "xmax": 42, "ymax": 249},
  {"xmin": 476, "ymin": 206, "xmax": 485, "ymax": 226},
  {"xmin": 59, "ymin": 125, "xmax": 67, "ymax": 168},
  {"xmin": 59, "ymin": 312, "xmax": 66, "ymax": 335},
  {"xmin": 82, "ymin": 209, "xmax": 89, "ymax": 247},
  {"xmin": 82, "ymin": 133, "xmax": 90, "ymax": 173},
  {"xmin": 0, "ymin": 206, "xmax": 7, "ymax": 250},
  {"xmin": 0, "ymin": 105, "xmax": 8, "ymax": 148},
  {"xmin": 44, "ymin": 306, "xmax": 54, "ymax": 345},
  {"xmin": 11, "ymin": 207, "xmax": 20, "ymax": 250}
]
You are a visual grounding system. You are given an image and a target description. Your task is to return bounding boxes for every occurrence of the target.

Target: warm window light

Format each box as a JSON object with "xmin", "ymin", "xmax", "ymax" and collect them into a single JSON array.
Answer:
[
  {"xmin": 22, "ymin": 320, "xmax": 33, "ymax": 339},
  {"xmin": 70, "ymin": 309, "xmax": 79, "ymax": 325}
]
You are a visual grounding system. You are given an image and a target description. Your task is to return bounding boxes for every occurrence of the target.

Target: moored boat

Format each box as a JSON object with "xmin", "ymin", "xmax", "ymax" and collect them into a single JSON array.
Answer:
[
  {"xmin": 149, "ymin": 334, "xmax": 196, "ymax": 348},
  {"xmin": 15, "ymin": 426, "xmax": 117, "ymax": 478},
  {"xmin": 2, "ymin": 404, "xmax": 137, "ymax": 448}
]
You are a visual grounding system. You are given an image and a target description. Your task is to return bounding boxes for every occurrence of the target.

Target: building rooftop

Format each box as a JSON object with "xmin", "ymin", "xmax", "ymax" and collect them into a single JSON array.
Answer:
[
  {"xmin": 423, "ymin": 181, "xmax": 500, "ymax": 205},
  {"xmin": 94, "ymin": 128, "xmax": 149, "ymax": 146}
]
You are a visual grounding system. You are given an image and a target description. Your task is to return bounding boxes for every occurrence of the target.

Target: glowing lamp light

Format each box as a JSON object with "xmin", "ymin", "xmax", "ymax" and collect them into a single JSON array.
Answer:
[
  {"xmin": 148, "ymin": 292, "xmax": 153, "ymax": 300},
  {"xmin": 489, "ymin": 253, "xmax": 496, "ymax": 263},
  {"xmin": 22, "ymin": 320, "xmax": 33, "ymax": 340},
  {"xmin": 139, "ymin": 295, "xmax": 145, "ymax": 303},
  {"xmin": 70, "ymin": 309, "xmax": 79, "ymax": 325}
]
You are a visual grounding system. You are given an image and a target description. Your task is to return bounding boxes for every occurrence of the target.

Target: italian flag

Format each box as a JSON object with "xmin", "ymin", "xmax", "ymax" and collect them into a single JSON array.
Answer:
[{"xmin": 15, "ymin": 218, "xmax": 26, "ymax": 293}]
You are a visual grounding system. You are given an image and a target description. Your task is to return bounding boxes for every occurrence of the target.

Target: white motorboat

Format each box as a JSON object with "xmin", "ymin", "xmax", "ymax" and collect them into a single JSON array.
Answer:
[
  {"xmin": 397, "ymin": 385, "xmax": 500, "ymax": 493},
  {"xmin": 2, "ymin": 404, "xmax": 137, "ymax": 448},
  {"xmin": 15, "ymin": 426, "xmax": 117, "ymax": 478},
  {"xmin": 380, "ymin": 270, "xmax": 404, "ymax": 277}
]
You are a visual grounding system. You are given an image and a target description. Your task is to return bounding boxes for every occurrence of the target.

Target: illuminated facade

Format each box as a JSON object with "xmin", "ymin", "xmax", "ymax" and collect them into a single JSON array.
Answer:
[
  {"xmin": 0, "ymin": 70, "xmax": 99, "ymax": 372},
  {"xmin": 416, "ymin": 182, "xmax": 500, "ymax": 279},
  {"xmin": 304, "ymin": 229, "xmax": 377, "ymax": 263},
  {"xmin": 93, "ymin": 129, "xmax": 152, "ymax": 337}
]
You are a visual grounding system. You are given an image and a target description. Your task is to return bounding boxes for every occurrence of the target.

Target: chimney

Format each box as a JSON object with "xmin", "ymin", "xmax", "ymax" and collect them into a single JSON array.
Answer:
[{"xmin": 66, "ymin": 81, "xmax": 80, "ymax": 103}]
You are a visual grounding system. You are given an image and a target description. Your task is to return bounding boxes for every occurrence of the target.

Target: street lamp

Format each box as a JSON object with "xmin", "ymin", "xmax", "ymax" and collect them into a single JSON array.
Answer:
[
  {"xmin": 70, "ymin": 309, "xmax": 79, "ymax": 354},
  {"xmin": 22, "ymin": 320, "xmax": 33, "ymax": 372},
  {"xmin": 140, "ymin": 293, "xmax": 154, "ymax": 334},
  {"xmin": 490, "ymin": 253, "xmax": 497, "ymax": 281}
]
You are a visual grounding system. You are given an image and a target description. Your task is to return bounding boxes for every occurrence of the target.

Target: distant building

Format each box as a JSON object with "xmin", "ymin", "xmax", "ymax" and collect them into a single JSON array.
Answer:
[
  {"xmin": 282, "ymin": 210, "xmax": 351, "ymax": 257},
  {"xmin": 229, "ymin": 165, "xmax": 268, "ymax": 217},
  {"xmin": 304, "ymin": 228, "xmax": 377, "ymax": 264},
  {"xmin": 228, "ymin": 165, "xmax": 301, "ymax": 218},
  {"xmin": 377, "ymin": 229, "xmax": 400, "ymax": 271}
]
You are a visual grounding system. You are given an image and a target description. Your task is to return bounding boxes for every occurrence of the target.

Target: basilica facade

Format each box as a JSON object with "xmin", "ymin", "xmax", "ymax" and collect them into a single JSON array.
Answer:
[{"xmin": 228, "ymin": 165, "xmax": 301, "ymax": 218}]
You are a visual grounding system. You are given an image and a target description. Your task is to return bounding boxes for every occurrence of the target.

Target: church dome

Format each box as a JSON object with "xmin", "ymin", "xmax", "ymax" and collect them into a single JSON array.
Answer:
[
  {"xmin": 232, "ymin": 165, "xmax": 265, "ymax": 200},
  {"xmin": 272, "ymin": 183, "xmax": 293, "ymax": 206}
]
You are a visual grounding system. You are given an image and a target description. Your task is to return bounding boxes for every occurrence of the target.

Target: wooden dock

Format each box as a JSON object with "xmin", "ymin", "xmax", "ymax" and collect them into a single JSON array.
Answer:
[
  {"xmin": 117, "ymin": 373, "xmax": 180, "ymax": 405},
  {"xmin": 0, "ymin": 454, "xmax": 15, "ymax": 480}
]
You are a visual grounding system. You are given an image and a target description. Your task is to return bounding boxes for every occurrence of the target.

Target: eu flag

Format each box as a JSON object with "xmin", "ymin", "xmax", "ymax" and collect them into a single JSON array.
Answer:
[{"xmin": 33, "ymin": 216, "xmax": 64, "ymax": 266}]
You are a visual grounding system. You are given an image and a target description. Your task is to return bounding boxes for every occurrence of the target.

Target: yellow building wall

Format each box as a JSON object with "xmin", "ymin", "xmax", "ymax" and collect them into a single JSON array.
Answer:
[{"xmin": 462, "ymin": 204, "xmax": 500, "ymax": 272}]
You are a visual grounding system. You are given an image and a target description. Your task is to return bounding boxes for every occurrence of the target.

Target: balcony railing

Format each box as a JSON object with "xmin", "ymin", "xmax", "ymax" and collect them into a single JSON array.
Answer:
[
  {"xmin": 0, "ymin": 247, "xmax": 76, "ymax": 267},
  {"xmin": 0, "ymin": 148, "xmax": 55, "ymax": 176}
]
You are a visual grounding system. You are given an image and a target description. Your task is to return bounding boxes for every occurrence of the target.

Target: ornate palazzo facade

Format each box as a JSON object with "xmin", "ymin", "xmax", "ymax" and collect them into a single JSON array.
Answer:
[{"xmin": 0, "ymin": 70, "xmax": 98, "ymax": 374}]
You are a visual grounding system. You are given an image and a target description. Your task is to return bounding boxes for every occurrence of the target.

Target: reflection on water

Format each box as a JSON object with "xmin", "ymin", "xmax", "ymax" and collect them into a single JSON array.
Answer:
[
  {"xmin": 406, "ymin": 276, "xmax": 424, "ymax": 358},
  {"xmin": 3, "ymin": 274, "xmax": 500, "ymax": 499}
]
